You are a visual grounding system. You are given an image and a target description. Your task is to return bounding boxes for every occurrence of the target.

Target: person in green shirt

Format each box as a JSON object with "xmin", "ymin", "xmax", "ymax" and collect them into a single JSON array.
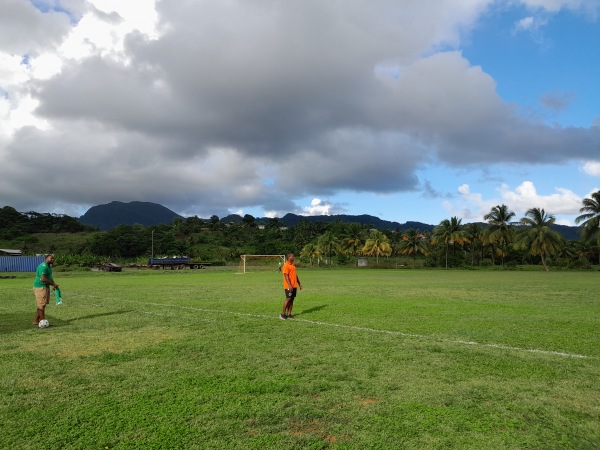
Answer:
[{"xmin": 33, "ymin": 254, "xmax": 59, "ymax": 326}]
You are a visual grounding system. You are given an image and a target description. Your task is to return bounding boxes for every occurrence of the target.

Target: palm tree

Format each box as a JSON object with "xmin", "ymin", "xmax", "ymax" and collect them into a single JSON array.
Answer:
[
  {"xmin": 575, "ymin": 191, "xmax": 600, "ymax": 263},
  {"xmin": 514, "ymin": 208, "xmax": 564, "ymax": 271},
  {"xmin": 484, "ymin": 204, "xmax": 516, "ymax": 267},
  {"xmin": 339, "ymin": 223, "xmax": 367, "ymax": 263},
  {"xmin": 431, "ymin": 217, "xmax": 468, "ymax": 269},
  {"xmin": 396, "ymin": 229, "xmax": 428, "ymax": 267},
  {"xmin": 570, "ymin": 239, "xmax": 597, "ymax": 264},
  {"xmin": 317, "ymin": 231, "xmax": 338, "ymax": 267},
  {"xmin": 300, "ymin": 243, "xmax": 321, "ymax": 268},
  {"xmin": 362, "ymin": 230, "xmax": 392, "ymax": 264},
  {"xmin": 464, "ymin": 223, "xmax": 483, "ymax": 266}
]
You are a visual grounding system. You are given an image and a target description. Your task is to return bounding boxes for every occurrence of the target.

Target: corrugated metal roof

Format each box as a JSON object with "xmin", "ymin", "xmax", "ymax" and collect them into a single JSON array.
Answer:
[{"xmin": 0, "ymin": 249, "xmax": 23, "ymax": 256}]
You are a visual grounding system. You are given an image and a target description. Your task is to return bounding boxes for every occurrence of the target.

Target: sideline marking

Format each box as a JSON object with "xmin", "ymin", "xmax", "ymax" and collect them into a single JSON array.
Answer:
[{"xmin": 122, "ymin": 300, "xmax": 596, "ymax": 360}]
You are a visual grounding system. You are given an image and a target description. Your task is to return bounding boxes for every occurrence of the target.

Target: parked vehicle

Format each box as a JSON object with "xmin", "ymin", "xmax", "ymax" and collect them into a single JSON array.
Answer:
[
  {"xmin": 100, "ymin": 262, "xmax": 122, "ymax": 272},
  {"xmin": 147, "ymin": 257, "xmax": 210, "ymax": 270}
]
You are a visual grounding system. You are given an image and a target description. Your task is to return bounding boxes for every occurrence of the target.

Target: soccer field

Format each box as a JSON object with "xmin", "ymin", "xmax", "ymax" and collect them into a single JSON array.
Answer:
[{"xmin": 1, "ymin": 269, "xmax": 599, "ymax": 449}]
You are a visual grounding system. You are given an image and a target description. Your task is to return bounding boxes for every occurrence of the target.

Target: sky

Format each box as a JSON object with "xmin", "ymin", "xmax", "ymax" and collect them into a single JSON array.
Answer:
[{"xmin": 1, "ymin": 0, "xmax": 599, "ymax": 226}]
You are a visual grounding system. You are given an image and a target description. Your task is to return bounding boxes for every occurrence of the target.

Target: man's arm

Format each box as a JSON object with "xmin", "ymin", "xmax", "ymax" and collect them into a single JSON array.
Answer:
[{"xmin": 40, "ymin": 274, "xmax": 58, "ymax": 289}]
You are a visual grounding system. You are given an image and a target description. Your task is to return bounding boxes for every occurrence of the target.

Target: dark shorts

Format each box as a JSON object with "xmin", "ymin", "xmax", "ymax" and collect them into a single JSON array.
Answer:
[{"xmin": 285, "ymin": 288, "xmax": 297, "ymax": 300}]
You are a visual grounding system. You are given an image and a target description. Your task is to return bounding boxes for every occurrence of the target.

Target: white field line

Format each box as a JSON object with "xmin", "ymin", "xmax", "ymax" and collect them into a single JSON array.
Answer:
[{"xmin": 122, "ymin": 300, "xmax": 596, "ymax": 360}]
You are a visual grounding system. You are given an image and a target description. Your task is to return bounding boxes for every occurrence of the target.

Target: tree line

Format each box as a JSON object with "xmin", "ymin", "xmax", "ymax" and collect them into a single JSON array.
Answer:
[
  {"xmin": 0, "ymin": 206, "xmax": 94, "ymax": 239},
  {"xmin": 298, "ymin": 192, "xmax": 598, "ymax": 271},
  {"xmin": 1, "ymin": 191, "xmax": 598, "ymax": 270}
]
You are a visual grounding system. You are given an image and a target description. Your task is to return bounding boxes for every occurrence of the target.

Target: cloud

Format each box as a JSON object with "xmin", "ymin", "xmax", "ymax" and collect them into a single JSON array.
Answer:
[
  {"xmin": 302, "ymin": 198, "xmax": 335, "ymax": 216},
  {"xmin": 519, "ymin": 0, "xmax": 600, "ymax": 15},
  {"xmin": 512, "ymin": 14, "xmax": 549, "ymax": 45},
  {"xmin": 0, "ymin": 0, "xmax": 598, "ymax": 219},
  {"xmin": 0, "ymin": 0, "xmax": 72, "ymax": 54},
  {"xmin": 498, "ymin": 181, "xmax": 582, "ymax": 215},
  {"xmin": 444, "ymin": 181, "xmax": 583, "ymax": 223},
  {"xmin": 421, "ymin": 180, "xmax": 453, "ymax": 199},
  {"xmin": 582, "ymin": 161, "xmax": 600, "ymax": 176},
  {"xmin": 539, "ymin": 91, "xmax": 576, "ymax": 111},
  {"xmin": 515, "ymin": 16, "xmax": 536, "ymax": 31}
]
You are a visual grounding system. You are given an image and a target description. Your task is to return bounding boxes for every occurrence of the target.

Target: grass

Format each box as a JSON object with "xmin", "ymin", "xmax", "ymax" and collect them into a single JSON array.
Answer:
[{"xmin": 1, "ymin": 268, "xmax": 599, "ymax": 449}]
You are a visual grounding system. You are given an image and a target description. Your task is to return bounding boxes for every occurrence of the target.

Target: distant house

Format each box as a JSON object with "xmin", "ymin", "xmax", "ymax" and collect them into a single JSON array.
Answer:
[{"xmin": 0, "ymin": 249, "xmax": 22, "ymax": 256}]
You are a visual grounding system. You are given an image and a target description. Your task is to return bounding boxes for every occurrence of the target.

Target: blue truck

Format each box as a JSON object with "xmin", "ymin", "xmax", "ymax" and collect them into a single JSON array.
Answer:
[{"xmin": 147, "ymin": 257, "xmax": 210, "ymax": 270}]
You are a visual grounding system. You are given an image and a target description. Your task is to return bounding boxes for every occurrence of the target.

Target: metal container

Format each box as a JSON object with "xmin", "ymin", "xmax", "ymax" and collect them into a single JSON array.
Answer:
[{"xmin": 0, "ymin": 256, "xmax": 44, "ymax": 272}]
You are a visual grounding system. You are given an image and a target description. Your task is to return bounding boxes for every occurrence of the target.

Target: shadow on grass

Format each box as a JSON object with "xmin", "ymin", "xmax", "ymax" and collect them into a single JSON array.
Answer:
[
  {"xmin": 0, "ymin": 310, "xmax": 134, "ymax": 335},
  {"xmin": 295, "ymin": 304, "xmax": 327, "ymax": 317}
]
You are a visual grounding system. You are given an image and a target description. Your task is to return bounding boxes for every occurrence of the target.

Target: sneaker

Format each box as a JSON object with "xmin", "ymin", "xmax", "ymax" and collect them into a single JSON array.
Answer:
[
  {"xmin": 287, "ymin": 314, "xmax": 293, "ymax": 319},
  {"xmin": 280, "ymin": 314, "xmax": 287, "ymax": 320}
]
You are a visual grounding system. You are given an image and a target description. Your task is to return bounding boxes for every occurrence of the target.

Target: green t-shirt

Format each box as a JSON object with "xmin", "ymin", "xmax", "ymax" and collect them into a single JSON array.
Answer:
[{"xmin": 33, "ymin": 262, "xmax": 53, "ymax": 288}]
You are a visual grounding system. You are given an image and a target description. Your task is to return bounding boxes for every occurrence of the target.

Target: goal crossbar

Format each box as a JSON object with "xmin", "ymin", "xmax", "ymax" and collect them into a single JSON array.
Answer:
[{"xmin": 238, "ymin": 254, "xmax": 286, "ymax": 274}]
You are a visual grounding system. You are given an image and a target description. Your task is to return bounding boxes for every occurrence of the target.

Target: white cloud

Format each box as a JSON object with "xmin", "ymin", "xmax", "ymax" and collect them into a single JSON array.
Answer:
[
  {"xmin": 583, "ymin": 161, "xmax": 600, "ymax": 177},
  {"xmin": 303, "ymin": 198, "xmax": 333, "ymax": 216},
  {"xmin": 515, "ymin": 16, "xmax": 536, "ymax": 31},
  {"xmin": 445, "ymin": 181, "xmax": 582, "ymax": 223},
  {"xmin": 499, "ymin": 181, "xmax": 581, "ymax": 215},
  {"xmin": 443, "ymin": 184, "xmax": 495, "ymax": 221},
  {"xmin": 518, "ymin": 0, "xmax": 600, "ymax": 15}
]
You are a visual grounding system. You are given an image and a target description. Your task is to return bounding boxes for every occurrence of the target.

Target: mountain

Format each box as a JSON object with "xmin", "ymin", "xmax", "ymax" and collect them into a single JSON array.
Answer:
[
  {"xmin": 279, "ymin": 213, "xmax": 435, "ymax": 232},
  {"xmin": 79, "ymin": 201, "xmax": 182, "ymax": 230},
  {"xmin": 79, "ymin": 201, "xmax": 582, "ymax": 239},
  {"xmin": 221, "ymin": 212, "xmax": 434, "ymax": 232},
  {"xmin": 223, "ymin": 213, "xmax": 581, "ymax": 239},
  {"xmin": 549, "ymin": 223, "xmax": 580, "ymax": 241}
]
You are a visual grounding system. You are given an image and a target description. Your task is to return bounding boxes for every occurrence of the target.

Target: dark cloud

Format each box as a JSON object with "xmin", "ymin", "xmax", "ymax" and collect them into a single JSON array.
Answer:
[
  {"xmin": 539, "ymin": 91, "xmax": 576, "ymax": 112},
  {"xmin": 0, "ymin": 0, "xmax": 71, "ymax": 53},
  {"xmin": 1, "ymin": 0, "xmax": 599, "ymax": 217}
]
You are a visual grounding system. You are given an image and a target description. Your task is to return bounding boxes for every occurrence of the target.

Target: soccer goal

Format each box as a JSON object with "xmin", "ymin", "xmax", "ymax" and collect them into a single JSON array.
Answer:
[{"xmin": 238, "ymin": 254, "xmax": 286, "ymax": 274}]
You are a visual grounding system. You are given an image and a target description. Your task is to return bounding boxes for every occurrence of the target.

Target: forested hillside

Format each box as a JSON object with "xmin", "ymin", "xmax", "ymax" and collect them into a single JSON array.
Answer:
[{"xmin": 0, "ymin": 204, "xmax": 597, "ymax": 270}]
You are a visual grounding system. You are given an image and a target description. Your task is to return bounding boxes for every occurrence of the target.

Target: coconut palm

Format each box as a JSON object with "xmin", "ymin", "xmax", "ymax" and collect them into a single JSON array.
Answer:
[
  {"xmin": 431, "ymin": 217, "xmax": 468, "ymax": 269},
  {"xmin": 300, "ymin": 243, "xmax": 321, "ymax": 268},
  {"xmin": 339, "ymin": 223, "xmax": 367, "ymax": 260},
  {"xmin": 362, "ymin": 230, "xmax": 392, "ymax": 264},
  {"xmin": 464, "ymin": 223, "xmax": 483, "ymax": 266},
  {"xmin": 514, "ymin": 207, "xmax": 564, "ymax": 271},
  {"xmin": 570, "ymin": 239, "xmax": 597, "ymax": 263},
  {"xmin": 484, "ymin": 204, "xmax": 516, "ymax": 267},
  {"xmin": 396, "ymin": 229, "xmax": 428, "ymax": 267},
  {"xmin": 317, "ymin": 231, "xmax": 338, "ymax": 267},
  {"xmin": 575, "ymin": 190, "xmax": 600, "ymax": 253}
]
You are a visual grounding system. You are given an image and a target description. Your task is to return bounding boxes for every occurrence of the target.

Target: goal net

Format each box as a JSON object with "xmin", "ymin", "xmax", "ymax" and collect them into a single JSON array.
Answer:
[{"xmin": 238, "ymin": 254, "xmax": 286, "ymax": 274}]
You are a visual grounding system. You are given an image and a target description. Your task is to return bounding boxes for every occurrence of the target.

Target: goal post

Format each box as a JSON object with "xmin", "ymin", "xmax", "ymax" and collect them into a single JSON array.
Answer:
[{"xmin": 238, "ymin": 254, "xmax": 286, "ymax": 274}]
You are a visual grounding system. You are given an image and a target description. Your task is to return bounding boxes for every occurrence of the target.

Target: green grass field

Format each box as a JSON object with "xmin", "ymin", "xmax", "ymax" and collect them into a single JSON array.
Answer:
[{"xmin": 1, "ymin": 268, "xmax": 599, "ymax": 449}]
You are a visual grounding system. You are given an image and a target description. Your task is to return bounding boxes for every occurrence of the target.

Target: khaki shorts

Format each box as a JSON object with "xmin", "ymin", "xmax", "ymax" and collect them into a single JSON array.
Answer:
[{"xmin": 33, "ymin": 287, "xmax": 50, "ymax": 309}]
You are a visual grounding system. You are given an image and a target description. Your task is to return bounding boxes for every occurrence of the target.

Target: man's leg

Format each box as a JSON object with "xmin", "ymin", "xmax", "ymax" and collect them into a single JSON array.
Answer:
[
  {"xmin": 286, "ymin": 298, "xmax": 294, "ymax": 318},
  {"xmin": 281, "ymin": 296, "xmax": 291, "ymax": 319},
  {"xmin": 33, "ymin": 288, "xmax": 47, "ymax": 325}
]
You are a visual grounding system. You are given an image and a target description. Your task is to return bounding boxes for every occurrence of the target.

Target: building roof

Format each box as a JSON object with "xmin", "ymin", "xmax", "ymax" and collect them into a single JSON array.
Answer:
[{"xmin": 0, "ymin": 249, "xmax": 23, "ymax": 256}]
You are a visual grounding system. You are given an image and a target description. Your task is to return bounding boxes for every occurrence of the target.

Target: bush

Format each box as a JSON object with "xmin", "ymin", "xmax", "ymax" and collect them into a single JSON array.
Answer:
[{"xmin": 568, "ymin": 258, "xmax": 592, "ymax": 270}]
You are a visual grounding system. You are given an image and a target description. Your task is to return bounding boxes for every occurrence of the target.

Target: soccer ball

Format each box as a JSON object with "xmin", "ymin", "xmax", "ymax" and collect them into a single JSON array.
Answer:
[{"xmin": 38, "ymin": 320, "xmax": 49, "ymax": 328}]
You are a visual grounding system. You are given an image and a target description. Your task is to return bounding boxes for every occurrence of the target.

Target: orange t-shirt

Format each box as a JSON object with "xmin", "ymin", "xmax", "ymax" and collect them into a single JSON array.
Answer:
[{"xmin": 282, "ymin": 261, "xmax": 297, "ymax": 289}]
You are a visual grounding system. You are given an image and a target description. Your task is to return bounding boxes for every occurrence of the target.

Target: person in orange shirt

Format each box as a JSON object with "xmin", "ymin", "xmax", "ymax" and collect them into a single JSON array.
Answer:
[{"xmin": 280, "ymin": 253, "xmax": 302, "ymax": 320}]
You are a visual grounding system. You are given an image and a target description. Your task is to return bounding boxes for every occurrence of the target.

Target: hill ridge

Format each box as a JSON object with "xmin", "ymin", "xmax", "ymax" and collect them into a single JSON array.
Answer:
[{"xmin": 78, "ymin": 201, "xmax": 581, "ymax": 240}]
